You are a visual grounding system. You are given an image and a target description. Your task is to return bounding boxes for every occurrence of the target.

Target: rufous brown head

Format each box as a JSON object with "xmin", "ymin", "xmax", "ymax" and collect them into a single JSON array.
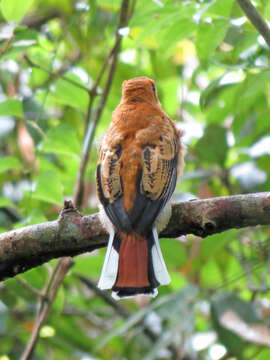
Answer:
[{"xmin": 121, "ymin": 77, "xmax": 159, "ymax": 105}]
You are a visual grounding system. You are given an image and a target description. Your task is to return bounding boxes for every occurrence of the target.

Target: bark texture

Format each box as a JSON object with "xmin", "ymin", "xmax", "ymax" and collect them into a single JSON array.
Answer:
[{"xmin": 1, "ymin": 192, "xmax": 270, "ymax": 280}]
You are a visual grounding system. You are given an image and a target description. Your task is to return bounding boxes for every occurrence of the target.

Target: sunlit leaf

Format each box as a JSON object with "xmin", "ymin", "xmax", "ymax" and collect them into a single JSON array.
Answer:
[
  {"xmin": 194, "ymin": 124, "xmax": 228, "ymax": 166},
  {"xmin": 0, "ymin": 156, "xmax": 21, "ymax": 173},
  {"xmin": 201, "ymin": 231, "xmax": 237, "ymax": 259},
  {"xmin": 0, "ymin": 99, "xmax": 23, "ymax": 117},
  {"xmin": 53, "ymin": 73, "xmax": 89, "ymax": 111},
  {"xmin": 1, "ymin": 0, "xmax": 34, "ymax": 22},
  {"xmin": 33, "ymin": 170, "xmax": 63, "ymax": 205},
  {"xmin": 196, "ymin": 19, "xmax": 229, "ymax": 59},
  {"xmin": 0, "ymin": 197, "xmax": 13, "ymax": 208},
  {"xmin": 52, "ymin": 285, "xmax": 65, "ymax": 315},
  {"xmin": 43, "ymin": 124, "xmax": 81, "ymax": 157},
  {"xmin": 205, "ymin": 0, "xmax": 234, "ymax": 18}
]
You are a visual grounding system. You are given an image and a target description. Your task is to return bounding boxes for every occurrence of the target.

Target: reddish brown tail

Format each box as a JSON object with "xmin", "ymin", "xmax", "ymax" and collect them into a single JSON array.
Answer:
[
  {"xmin": 98, "ymin": 229, "xmax": 170, "ymax": 299},
  {"xmin": 112, "ymin": 232, "xmax": 159, "ymax": 298},
  {"xmin": 115, "ymin": 233, "xmax": 149, "ymax": 286}
]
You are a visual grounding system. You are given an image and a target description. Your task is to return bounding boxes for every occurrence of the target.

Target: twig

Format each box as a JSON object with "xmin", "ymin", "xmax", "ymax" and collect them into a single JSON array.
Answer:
[
  {"xmin": 24, "ymin": 55, "xmax": 91, "ymax": 93},
  {"xmin": 78, "ymin": 276, "xmax": 130, "ymax": 318},
  {"xmin": 0, "ymin": 34, "xmax": 14, "ymax": 57},
  {"xmin": 16, "ymin": 277, "xmax": 45, "ymax": 299},
  {"xmin": 37, "ymin": 259, "xmax": 63, "ymax": 318},
  {"xmin": 20, "ymin": 258, "xmax": 73, "ymax": 360},
  {"xmin": 237, "ymin": 0, "xmax": 270, "ymax": 48},
  {"xmin": 63, "ymin": 306, "xmax": 108, "ymax": 329},
  {"xmin": 82, "ymin": 40, "xmax": 120, "ymax": 134},
  {"xmin": 37, "ymin": 51, "xmax": 82, "ymax": 91}
]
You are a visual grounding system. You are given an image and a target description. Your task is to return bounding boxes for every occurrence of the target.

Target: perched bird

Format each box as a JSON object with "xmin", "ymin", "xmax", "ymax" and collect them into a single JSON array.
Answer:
[{"xmin": 96, "ymin": 77, "xmax": 184, "ymax": 299}]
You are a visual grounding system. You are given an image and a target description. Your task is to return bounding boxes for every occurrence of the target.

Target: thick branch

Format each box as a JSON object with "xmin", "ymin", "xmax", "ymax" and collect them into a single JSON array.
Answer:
[
  {"xmin": 237, "ymin": 0, "xmax": 270, "ymax": 48},
  {"xmin": 0, "ymin": 192, "xmax": 269, "ymax": 281}
]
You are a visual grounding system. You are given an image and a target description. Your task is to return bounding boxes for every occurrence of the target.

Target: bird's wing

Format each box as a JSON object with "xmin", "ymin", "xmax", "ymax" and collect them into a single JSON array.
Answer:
[
  {"xmin": 128, "ymin": 119, "xmax": 181, "ymax": 233},
  {"xmin": 96, "ymin": 141, "xmax": 122, "ymax": 204},
  {"xmin": 96, "ymin": 118, "xmax": 181, "ymax": 234},
  {"xmin": 141, "ymin": 127, "xmax": 179, "ymax": 202},
  {"xmin": 96, "ymin": 135, "xmax": 133, "ymax": 232}
]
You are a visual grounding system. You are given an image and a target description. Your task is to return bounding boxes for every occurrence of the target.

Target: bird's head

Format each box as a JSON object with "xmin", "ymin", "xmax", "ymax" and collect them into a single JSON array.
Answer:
[{"xmin": 121, "ymin": 77, "xmax": 159, "ymax": 106}]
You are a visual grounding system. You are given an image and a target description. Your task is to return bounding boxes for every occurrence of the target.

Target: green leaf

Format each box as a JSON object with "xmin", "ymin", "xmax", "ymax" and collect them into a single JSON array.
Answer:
[
  {"xmin": 52, "ymin": 285, "xmax": 65, "ymax": 315},
  {"xmin": 33, "ymin": 170, "xmax": 63, "ymax": 205},
  {"xmin": 201, "ymin": 230, "xmax": 237, "ymax": 259},
  {"xmin": 199, "ymin": 75, "xmax": 236, "ymax": 110},
  {"xmin": 205, "ymin": 0, "xmax": 234, "ymax": 18},
  {"xmin": 131, "ymin": 3, "xmax": 195, "ymax": 27},
  {"xmin": 0, "ymin": 99, "xmax": 23, "ymax": 117},
  {"xmin": 131, "ymin": 2, "xmax": 195, "ymax": 47},
  {"xmin": 201, "ymin": 260, "xmax": 223, "ymax": 287},
  {"xmin": 194, "ymin": 124, "xmax": 228, "ymax": 166},
  {"xmin": 196, "ymin": 19, "xmax": 229, "ymax": 59},
  {"xmin": 53, "ymin": 73, "xmax": 89, "ymax": 111},
  {"xmin": 73, "ymin": 256, "xmax": 103, "ymax": 278},
  {"xmin": 265, "ymin": 2, "xmax": 270, "ymax": 21},
  {"xmin": 159, "ymin": 18, "xmax": 196, "ymax": 55},
  {"xmin": 161, "ymin": 238, "xmax": 187, "ymax": 267},
  {"xmin": 257, "ymin": 154, "xmax": 270, "ymax": 173},
  {"xmin": 43, "ymin": 124, "xmax": 81, "ymax": 157},
  {"xmin": 240, "ymin": 70, "xmax": 270, "ymax": 100},
  {"xmin": 0, "ymin": 196, "xmax": 13, "ymax": 207},
  {"xmin": 257, "ymin": 349, "xmax": 270, "ymax": 360},
  {"xmin": 0, "ymin": 156, "xmax": 22, "ymax": 172},
  {"xmin": 20, "ymin": 266, "xmax": 48, "ymax": 291},
  {"xmin": 1, "ymin": 0, "xmax": 34, "ymax": 22}
]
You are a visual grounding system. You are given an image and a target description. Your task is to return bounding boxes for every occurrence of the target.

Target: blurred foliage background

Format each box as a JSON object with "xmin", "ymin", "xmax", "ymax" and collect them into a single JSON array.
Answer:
[{"xmin": 0, "ymin": 0, "xmax": 270, "ymax": 359}]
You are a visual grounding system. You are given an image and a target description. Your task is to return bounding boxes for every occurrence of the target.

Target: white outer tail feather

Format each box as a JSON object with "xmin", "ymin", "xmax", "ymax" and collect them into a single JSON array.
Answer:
[
  {"xmin": 97, "ymin": 227, "xmax": 171, "ymax": 295},
  {"xmin": 97, "ymin": 230, "xmax": 119, "ymax": 290},
  {"xmin": 152, "ymin": 227, "xmax": 171, "ymax": 285}
]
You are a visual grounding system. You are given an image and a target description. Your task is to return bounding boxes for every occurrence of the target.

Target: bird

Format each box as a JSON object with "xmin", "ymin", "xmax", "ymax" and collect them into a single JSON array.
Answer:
[{"xmin": 96, "ymin": 77, "xmax": 184, "ymax": 299}]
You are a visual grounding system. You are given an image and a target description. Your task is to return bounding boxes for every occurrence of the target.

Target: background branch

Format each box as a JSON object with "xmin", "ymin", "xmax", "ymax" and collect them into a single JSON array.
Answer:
[
  {"xmin": 0, "ymin": 192, "xmax": 269, "ymax": 281},
  {"xmin": 237, "ymin": 0, "xmax": 270, "ymax": 48}
]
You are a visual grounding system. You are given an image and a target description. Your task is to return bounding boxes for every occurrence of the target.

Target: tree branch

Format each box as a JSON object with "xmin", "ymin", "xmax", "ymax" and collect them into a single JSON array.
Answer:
[
  {"xmin": 1, "ymin": 192, "xmax": 269, "ymax": 281},
  {"xmin": 24, "ymin": 55, "xmax": 91, "ymax": 94},
  {"xmin": 237, "ymin": 0, "xmax": 270, "ymax": 48}
]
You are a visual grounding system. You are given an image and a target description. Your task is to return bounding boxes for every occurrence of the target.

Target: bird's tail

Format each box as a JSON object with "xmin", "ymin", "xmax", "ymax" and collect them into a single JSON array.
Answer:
[{"xmin": 97, "ymin": 228, "xmax": 170, "ymax": 299}]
